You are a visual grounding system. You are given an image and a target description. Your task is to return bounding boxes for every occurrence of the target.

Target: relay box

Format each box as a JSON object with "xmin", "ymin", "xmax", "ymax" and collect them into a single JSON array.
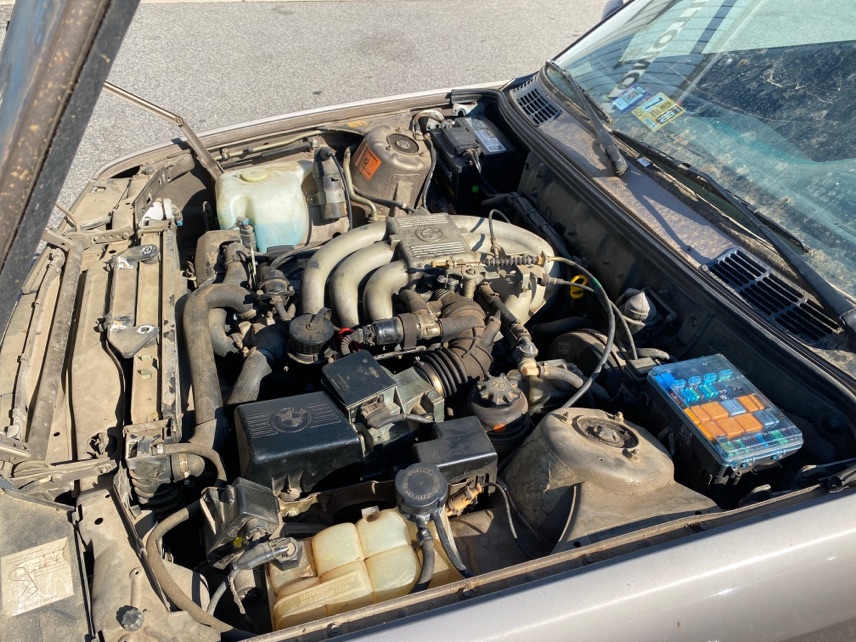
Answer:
[{"xmin": 648, "ymin": 354, "xmax": 803, "ymax": 484}]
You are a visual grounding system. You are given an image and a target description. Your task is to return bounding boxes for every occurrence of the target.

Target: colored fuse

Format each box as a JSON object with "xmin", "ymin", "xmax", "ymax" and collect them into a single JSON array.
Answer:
[
  {"xmin": 746, "ymin": 433, "xmax": 765, "ymax": 449},
  {"xmin": 688, "ymin": 375, "xmax": 702, "ymax": 387},
  {"xmin": 716, "ymin": 417, "xmax": 744, "ymax": 439},
  {"xmin": 720, "ymin": 440, "xmax": 736, "ymax": 453},
  {"xmin": 681, "ymin": 388, "xmax": 701, "ymax": 403},
  {"xmin": 703, "ymin": 372, "xmax": 717, "ymax": 384},
  {"xmin": 754, "ymin": 409, "xmax": 779, "ymax": 429},
  {"xmin": 735, "ymin": 413, "xmax": 763, "ymax": 434},
  {"xmin": 700, "ymin": 383, "xmax": 718, "ymax": 398},
  {"xmin": 692, "ymin": 404, "xmax": 711, "ymax": 422},
  {"xmin": 737, "ymin": 394, "xmax": 764, "ymax": 413},
  {"xmin": 719, "ymin": 369, "xmax": 733, "ymax": 381},
  {"xmin": 696, "ymin": 420, "xmax": 725, "ymax": 441},
  {"xmin": 721, "ymin": 399, "xmax": 745, "ymax": 416},
  {"xmin": 673, "ymin": 379, "xmax": 686, "ymax": 390},
  {"xmin": 655, "ymin": 373, "xmax": 676, "ymax": 389},
  {"xmin": 697, "ymin": 401, "xmax": 729, "ymax": 421},
  {"xmin": 684, "ymin": 408, "xmax": 702, "ymax": 425}
]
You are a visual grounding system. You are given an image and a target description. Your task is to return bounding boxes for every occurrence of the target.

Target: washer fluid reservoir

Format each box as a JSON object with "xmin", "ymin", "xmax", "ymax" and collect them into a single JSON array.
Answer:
[
  {"xmin": 215, "ymin": 160, "xmax": 313, "ymax": 252},
  {"xmin": 268, "ymin": 508, "xmax": 460, "ymax": 630}
]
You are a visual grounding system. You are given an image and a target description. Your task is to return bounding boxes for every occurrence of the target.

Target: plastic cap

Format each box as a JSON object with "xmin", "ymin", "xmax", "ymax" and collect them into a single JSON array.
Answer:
[
  {"xmin": 622, "ymin": 291, "xmax": 655, "ymax": 322},
  {"xmin": 395, "ymin": 463, "xmax": 448, "ymax": 518},
  {"xmin": 240, "ymin": 168, "xmax": 271, "ymax": 183}
]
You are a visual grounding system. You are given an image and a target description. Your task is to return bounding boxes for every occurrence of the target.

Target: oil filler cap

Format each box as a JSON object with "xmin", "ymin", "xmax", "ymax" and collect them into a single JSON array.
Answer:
[{"xmin": 395, "ymin": 463, "xmax": 448, "ymax": 519}]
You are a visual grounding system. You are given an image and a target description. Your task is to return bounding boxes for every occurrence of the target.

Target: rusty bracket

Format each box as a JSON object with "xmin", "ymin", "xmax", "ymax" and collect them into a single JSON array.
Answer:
[{"xmin": 111, "ymin": 243, "xmax": 160, "ymax": 269}]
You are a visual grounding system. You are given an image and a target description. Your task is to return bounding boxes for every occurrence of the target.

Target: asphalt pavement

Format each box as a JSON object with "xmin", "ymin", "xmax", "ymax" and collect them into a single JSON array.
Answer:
[{"xmin": 0, "ymin": 1, "xmax": 605, "ymax": 222}]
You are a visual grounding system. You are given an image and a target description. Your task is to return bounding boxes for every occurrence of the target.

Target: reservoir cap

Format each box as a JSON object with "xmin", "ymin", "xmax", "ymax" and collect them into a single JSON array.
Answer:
[
  {"xmin": 395, "ymin": 463, "xmax": 448, "ymax": 519},
  {"xmin": 240, "ymin": 167, "xmax": 271, "ymax": 183}
]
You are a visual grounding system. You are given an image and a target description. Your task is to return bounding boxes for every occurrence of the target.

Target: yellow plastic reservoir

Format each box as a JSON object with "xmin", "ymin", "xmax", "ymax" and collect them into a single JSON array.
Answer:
[{"xmin": 269, "ymin": 508, "xmax": 460, "ymax": 630}]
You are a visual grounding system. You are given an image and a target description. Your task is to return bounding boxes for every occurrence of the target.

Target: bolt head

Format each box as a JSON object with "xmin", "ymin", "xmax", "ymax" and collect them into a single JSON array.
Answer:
[{"xmin": 119, "ymin": 606, "xmax": 145, "ymax": 632}]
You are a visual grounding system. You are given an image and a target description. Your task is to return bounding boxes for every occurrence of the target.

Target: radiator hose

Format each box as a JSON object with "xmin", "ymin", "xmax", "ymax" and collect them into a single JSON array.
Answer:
[{"xmin": 183, "ymin": 242, "xmax": 256, "ymax": 450}]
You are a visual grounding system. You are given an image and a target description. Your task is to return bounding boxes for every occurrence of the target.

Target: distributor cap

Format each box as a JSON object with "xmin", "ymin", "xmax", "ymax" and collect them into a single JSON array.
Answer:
[{"xmin": 395, "ymin": 463, "xmax": 448, "ymax": 520}]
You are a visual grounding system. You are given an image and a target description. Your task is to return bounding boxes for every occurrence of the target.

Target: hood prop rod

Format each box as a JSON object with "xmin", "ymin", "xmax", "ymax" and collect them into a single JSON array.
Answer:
[{"xmin": 103, "ymin": 81, "xmax": 223, "ymax": 181}]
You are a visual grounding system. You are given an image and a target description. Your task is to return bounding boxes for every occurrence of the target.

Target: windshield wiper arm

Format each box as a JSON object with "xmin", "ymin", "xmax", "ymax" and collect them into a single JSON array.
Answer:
[
  {"xmin": 545, "ymin": 60, "xmax": 628, "ymax": 177},
  {"xmin": 614, "ymin": 132, "xmax": 856, "ymax": 348},
  {"xmin": 614, "ymin": 132, "xmax": 808, "ymax": 250}
]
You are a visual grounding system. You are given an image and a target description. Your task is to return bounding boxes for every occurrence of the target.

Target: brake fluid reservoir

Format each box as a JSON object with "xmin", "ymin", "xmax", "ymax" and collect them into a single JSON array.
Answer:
[
  {"xmin": 269, "ymin": 508, "xmax": 460, "ymax": 630},
  {"xmin": 215, "ymin": 160, "xmax": 313, "ymax": 252}
]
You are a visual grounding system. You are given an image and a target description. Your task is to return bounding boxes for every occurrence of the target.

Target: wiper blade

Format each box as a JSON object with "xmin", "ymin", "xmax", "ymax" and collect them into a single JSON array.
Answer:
[
  {"xmin": 614, "ymin": 132, "xmax": 808, "ymax": 249},
  {"xmin": 545, "ymin": 60, "xmax": 628, "ymax": 177},
  {"xmin": 614, "ymin": 132, "xmax": 856, "ymax": 349}
]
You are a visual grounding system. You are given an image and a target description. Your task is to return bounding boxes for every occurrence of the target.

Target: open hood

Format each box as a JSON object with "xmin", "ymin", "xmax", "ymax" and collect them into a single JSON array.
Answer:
[
  {"xmin": 1, "ymin": 2, "xmax": 855, "ymax": 640},
  {"xmin": 0, "ymin": 0, "xmax": 137, "ymax": 333}
]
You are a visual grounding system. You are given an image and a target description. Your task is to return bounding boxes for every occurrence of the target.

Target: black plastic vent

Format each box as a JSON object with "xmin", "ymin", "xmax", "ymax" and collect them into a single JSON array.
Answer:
[
  {"xmin": 707, "ymin": 249, "xmax": 839, "ymax": 342},
  {"xmin": 511, "ymin": 79, "xmax": 560, "ymax": 126}
]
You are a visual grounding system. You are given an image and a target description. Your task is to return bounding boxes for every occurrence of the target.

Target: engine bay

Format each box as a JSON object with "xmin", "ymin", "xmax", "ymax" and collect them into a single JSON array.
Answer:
[{"xmin": 1, "ymin": 95, "xmax": 854, "ymax": 640}]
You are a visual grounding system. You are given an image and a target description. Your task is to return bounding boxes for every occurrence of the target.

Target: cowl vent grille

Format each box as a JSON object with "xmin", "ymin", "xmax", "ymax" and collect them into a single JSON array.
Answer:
[
  {"xmin": 707, "ymin": 249, "xmax": 839, "ymax": 342},
  {"xmin": 511, "ymin": 78, "xmax": 560, "ymax": 126}
]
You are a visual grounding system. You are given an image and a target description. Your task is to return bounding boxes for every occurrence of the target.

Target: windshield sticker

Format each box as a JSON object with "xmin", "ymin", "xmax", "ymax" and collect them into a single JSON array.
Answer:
[
  {"xmin": 632, "ymin": 93, "xmax": 685, "ymax": 131},
  {"xmin": 612, "ymin": 84, "xmax": 647, "ymax": 112},
  {"xmin": 604, "ymin": 0, "xmax": 712, "ymax": 106}
]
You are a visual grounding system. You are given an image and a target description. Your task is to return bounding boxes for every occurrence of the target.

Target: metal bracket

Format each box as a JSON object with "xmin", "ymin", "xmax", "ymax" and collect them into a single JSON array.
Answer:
[
  {"xmin": 105, "ymin": 315, "xmax": 159, "ymax": 359},
  {"xmin": 41, "ymin": 229, "xmax": 75, "ymax": 252},
  {"xmin": 0, "ymin": 434, "xmax": 34, "ymax": 464},
  {"xmin": 112, "ymin": 244, "xmax": 160, "ymax": 269},
  {"xmin": 11, "ymin": 459, "xmax": 117, "ymax": 494}
]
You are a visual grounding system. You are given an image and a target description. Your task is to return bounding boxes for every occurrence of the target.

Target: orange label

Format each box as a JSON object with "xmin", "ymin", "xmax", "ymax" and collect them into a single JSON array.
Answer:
[{"xmin": 354, "ymin": 146, "xmax": 382, "ymax": 180}]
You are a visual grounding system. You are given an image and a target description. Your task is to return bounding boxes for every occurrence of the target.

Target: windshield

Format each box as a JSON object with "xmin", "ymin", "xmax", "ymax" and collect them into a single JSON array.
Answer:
[{"xmin": 552, "ymin": 0, "xmax": 856, "ymax": 297}]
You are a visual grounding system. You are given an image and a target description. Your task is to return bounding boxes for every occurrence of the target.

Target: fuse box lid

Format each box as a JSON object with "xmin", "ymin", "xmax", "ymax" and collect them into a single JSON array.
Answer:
[{"xmin": 648, "ymin": 354, "xmax": 803, "ymax": 471}]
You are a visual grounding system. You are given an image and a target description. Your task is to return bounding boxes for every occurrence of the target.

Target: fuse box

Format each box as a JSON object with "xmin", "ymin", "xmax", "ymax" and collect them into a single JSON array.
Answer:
[{"xmin": 648, "ymin": 354, "xmax": 803, "ymax": 484}]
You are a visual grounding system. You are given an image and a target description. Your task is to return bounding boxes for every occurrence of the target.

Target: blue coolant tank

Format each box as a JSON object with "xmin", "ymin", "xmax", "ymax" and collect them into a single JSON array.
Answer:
[{"xmin": 215, "ymin": 160, "xmax": 313, "ymax": 252}]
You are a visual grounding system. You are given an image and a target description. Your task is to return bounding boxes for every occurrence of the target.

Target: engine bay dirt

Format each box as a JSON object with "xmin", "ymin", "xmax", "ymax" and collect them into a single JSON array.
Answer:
[{"xmin": 0, "ymin": 92, "xmax": 853, "ymax": 641}]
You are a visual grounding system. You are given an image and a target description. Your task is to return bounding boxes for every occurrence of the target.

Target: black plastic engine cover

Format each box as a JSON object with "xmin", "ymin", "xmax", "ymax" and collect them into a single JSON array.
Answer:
[
  {"xmin": 235, "ymin": 391, "xmax": 363, "ymax": 493},
  {"xmin": 413, "ymin": 416, "xmax": 497, "ymax": 486}
]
